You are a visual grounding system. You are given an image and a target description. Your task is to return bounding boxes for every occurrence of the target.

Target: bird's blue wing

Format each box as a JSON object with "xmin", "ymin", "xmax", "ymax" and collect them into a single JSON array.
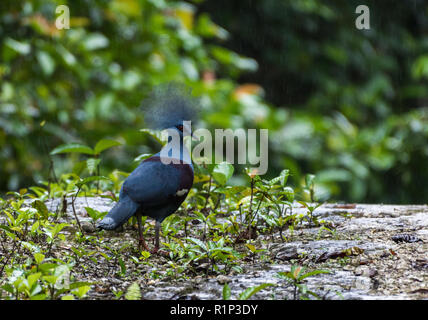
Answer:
[
  {"xmin": 98, "ymin": 155, "xmax": 194, "ymax": 229},
  {"xmin": 121, "ymin": 157, "xmax": 181, "ymax": 206}
]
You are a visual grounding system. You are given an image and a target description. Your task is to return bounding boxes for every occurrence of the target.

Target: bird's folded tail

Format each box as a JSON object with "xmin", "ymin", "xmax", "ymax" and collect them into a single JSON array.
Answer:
[{"xmin": 96, "ymin": 195, "xmax": 139, "ymax": 230}]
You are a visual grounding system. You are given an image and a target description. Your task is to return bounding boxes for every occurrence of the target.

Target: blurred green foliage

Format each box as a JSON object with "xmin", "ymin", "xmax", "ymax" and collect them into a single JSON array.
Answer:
[
  {"xmin": 0, "ymin": 0, "xmax": 265, "ymax": 191},
  {"xmin": 0, "ymin": 0, "xmax": 428, "ymax": 203},
  {"xmin": 201, "ymin": 0, "xmax": 428, "ymax": 203}
]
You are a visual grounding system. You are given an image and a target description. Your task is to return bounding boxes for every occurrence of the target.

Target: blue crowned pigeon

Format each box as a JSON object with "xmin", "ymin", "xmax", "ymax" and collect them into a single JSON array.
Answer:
[{"xmin": 97, "ymin": 84, "xmax": 197, "ymax": 253}]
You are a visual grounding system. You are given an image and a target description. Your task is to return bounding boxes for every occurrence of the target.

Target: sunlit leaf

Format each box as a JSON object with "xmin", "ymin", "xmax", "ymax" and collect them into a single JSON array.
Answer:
[
  {"xmin": 31, "ymin": 200, "xmax": 49, "ymax": 219},
  {"xmin": 76, "ymin": 176, "xmax": 110, "ymax": 188},
  {"xmin": 36, "ymin": 51, "xmax": 56, "ymax": 76},
  {"xmin": 94, "ymin": 139, "xmax": 122, "ymax": 154},
  {"xmin": 5, "ymin": 38, "xmax": 31, "ymax": 55},
  {"xmin": 50, "ymin": 143, "xmax": 94, "ymax": 156},
  {"xmin": 86, "ymin": 158, "xmax": 101, "ymax": 175},
  {"xmin": 222, "ymin": 283, "xmax": 231, "ymax": 300},
  {"xmin": 82, "ymin": 33, "xmax": 109, "ymax": 51},
  {"xmin": 134, "ymin": 153, "xmax": 152, "ymax": 162},
  {"xmin": 238, "ymin": 283, "xmax": 274, "ymax": 300},
  {"xmin": 211, "ymin": 162, "xmax": 234, "ymax": 185}
]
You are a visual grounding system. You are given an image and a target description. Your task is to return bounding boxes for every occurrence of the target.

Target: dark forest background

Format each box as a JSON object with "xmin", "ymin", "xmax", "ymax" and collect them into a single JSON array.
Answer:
[{"xmin": 1, "ymin": 0, "xmax": 428, "ymax": 203}]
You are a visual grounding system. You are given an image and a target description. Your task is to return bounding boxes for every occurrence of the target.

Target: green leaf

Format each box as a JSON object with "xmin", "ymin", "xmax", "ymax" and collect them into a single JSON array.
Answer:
[
  {"xmin": 282, "ymin": 186, "xmax": 295, "ymax": 201},
  {"xmin": 187, "ymin": 237, "xmax": 207, "ymax": 251},
  {"xmin": 277, "ymin": 271, "xmax": 293, "ymax": 281},
  {"xmin": 21, "ymin": 241, "xmax": 41, "ymax": 253},
  {"xmin": 38, "ymin": 263, "xmax": 58, "ymax": 273},
  {"xmin": 30, "ymin": 293, "xmax": 47, "ymax": 300},
  {"xmin": 1, "ymin": 284, "xmax": 15, "ymax": 295},
  {"xmin": 52, "ymin": 223, "xmax": 69, "ymax": 237},
  {"xmin": 31, "ymin": 200, "xmax": 49, "ymax": 219},
  {"xmin": 245, "ymin": 244, "xmax": 256, "ymax": 253},
  {"xmin": 291, "ymin": 265, "xmax": 304, "ymax": 279},
  {"xmin": 238, "ymin": 283, "xmax": 274, "ymax": 300},
  {"xmin": 0, "ymin": 225, "xmax": 13, "ymax": 233},
  {"xmin": 298, "ymin": 201, "xmax": 309, "ymax": 209},
  {"xmin": 94, "ymin": 139, "xmax": 121, "ymax": 154},
  {"xmin": 72, "ymin": 285, "xmax": 91, "ymax": 298},
  {"xmin": 305, "ymin": 174, "xmax": 316, "ymax": 188},
  {"xmin": 270, "ymin": 169, "xmax": 289, "ymax": 186},
  {"xmin": 36, "ymin": 51, "xmax": 56, "ymax": 76},
  {"xmin": 53, "ymin": 264, "xmax": 70, "ymax": 290},
  {"xmin": 27, "ymin": 273, "xmax": 41, "ymax": 289},
  {"xmin": 85, "ymin": 207, "xmax": 102, "ymax": 221},
  {"xmin": 82, "ymin": 33, "xmax": 109, "ymax": 51},
  {"xmin": 118, "ymin": 257, "xmax": 126, "ymax": 274},
  {"xmin": 86, "ymin": 158, "xmax": 101, "ymax": 175},
  {"xmin": 69, "ymin": 281, "xmax": 93, "ymax": 290},
  {"xmin": 134, "ymin": 153, "xmax": 153, "ymax": 162},
  {"xmin": 73, "ymin": 160, "xmax": 88, "ymax": 175},
  {"xmin": 50, "ymin": 143, "xmax": 94, "ymax": 156},
  {"xmin": 5, "ymin": 38, "xmax": 31, "ymax": 55},
  {"xmin": 222, "ymin": 283, "xmax": 231, "ymax": 300},
  {"xmin": 412, "ymin": 55, "xmax": 428, "ymax": 79},
  {"xmin": 140, "ymin": 251, "xmax": 151, "ymax": 260},
  {"xmin": 42, "ymin": 275, "xmax": 58, "ymax": 285},
  {"xmin": 211, "ymin": 46, "xmax": 257, "ymax": 71},
  {"xmin": 140, "ymin": 128, "xmax": 167, "ymax": 145},
  {"xmin": 76, "ymin": 176, "xmax": 110, "ymax": 188},
  {"xmin": 31, "ymin": 220, "xmax": 40, "ymax": 233},
  {"xmin": 125, "ymin": 282, "xmax": 141, "ymax": 300},
  {"xmin": 211, "ymin": 162, "xmax": 234, "ymax": 185},
  {"xmin": 29, "ymin": 186, "xmax": 47, "ymax": 197},
  {"xmin": 57, "ymin": 45, "xmax": 76, "ymax": 66},
  {"xmin": 216, "ymin": 186, "xmax": 247, "ymax": 195},
  {"xmin": 33, "ymin": 253, "xmax": 45, "ymax": 265}
]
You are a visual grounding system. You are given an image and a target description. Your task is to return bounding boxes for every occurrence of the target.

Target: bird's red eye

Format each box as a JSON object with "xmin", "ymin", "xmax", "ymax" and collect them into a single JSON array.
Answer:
[{"xmin": 177, "ymin": 125, "xmax": 183, "ymax": 132}]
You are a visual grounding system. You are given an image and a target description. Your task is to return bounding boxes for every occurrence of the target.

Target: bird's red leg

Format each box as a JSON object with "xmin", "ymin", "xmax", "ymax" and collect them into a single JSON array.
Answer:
[
  {"xmin": 151, "ymin": 221, "xmax": 160, "ymax": 254},
  {"xmin": 137, "ymin": 212, "xmax": 149, "ymax": 251},
  {"xmin": 151, "ymin": 221, "xmax": 168, "ymax": 256}
]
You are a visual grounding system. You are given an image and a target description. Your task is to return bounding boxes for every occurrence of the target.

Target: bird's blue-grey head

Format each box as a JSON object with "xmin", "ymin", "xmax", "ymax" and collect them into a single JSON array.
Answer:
[{"xmin": 143, "ymin": 83, "xmax": 199, "ymax": 137}]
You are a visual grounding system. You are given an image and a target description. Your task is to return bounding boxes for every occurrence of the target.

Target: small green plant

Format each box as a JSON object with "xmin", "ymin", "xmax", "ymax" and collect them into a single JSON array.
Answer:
[
  {"xmin": 222, "ymin": 282, "xmax": 274, "ymax": 300},
  {"xmin": 187, "ymin": 237, "xmax": 241, "ymax": 274},
  {"xmin": 112, "ymin": 289, "xmax": 124, "ymax": 300},
  {"xmin": 277, "ymin": 265, "xmax": 329, "ymax": 300},
  {"xmin": 303, "ymin": 174, "xmax": 316, "ymax": 202},
  {"xmin": 245, "ymin": 243, "xmax": 266, "ymax": 263},
  {"xmin": 124, "ymin": 282, "xmax": 141, "ymax": 300},
  {"xmin": 0, "ymin": 136, "xmax": 336, "ymax": 300},
  {"xmin": 298, "ymin": 201, "xmax": 323, "ymax": 227},
  {"xmin": 51, "ymin": 139, "xmax": 122, "ymax": 176},
  {"xmin": 316, "ymin": 225, "xmax": 338, "ymax": 240},
  {"xmin": 1, "ymin": 253, "xmax": 91, "ymax": 300},
  {"xmin": 85, "ymin": 207, "xmax": 108, "ymax": 227},
  {"xmin": 101, "ymin": 243, "xmax": 131, "ymax": 277}
]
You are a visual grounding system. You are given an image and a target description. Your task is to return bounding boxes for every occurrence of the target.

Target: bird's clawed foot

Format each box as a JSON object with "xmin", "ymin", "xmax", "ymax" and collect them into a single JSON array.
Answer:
[
  {"xmin": 149, "ymin": 246, "xmax": 168, "ymax": 256},
  {"xmin": 152, "ymin": 248, "xmax": 169, "ymax": 256},
  {"xmin": 138, "ymin": 239, "xmax": 150, "ymax": 252},
  {"xmin": 150, "ymin": 246, "xmax": 159, "ymax": 254},
  {"xmin": 138, "ymin": 242, "xmax": 167, "ymax": 256}
]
